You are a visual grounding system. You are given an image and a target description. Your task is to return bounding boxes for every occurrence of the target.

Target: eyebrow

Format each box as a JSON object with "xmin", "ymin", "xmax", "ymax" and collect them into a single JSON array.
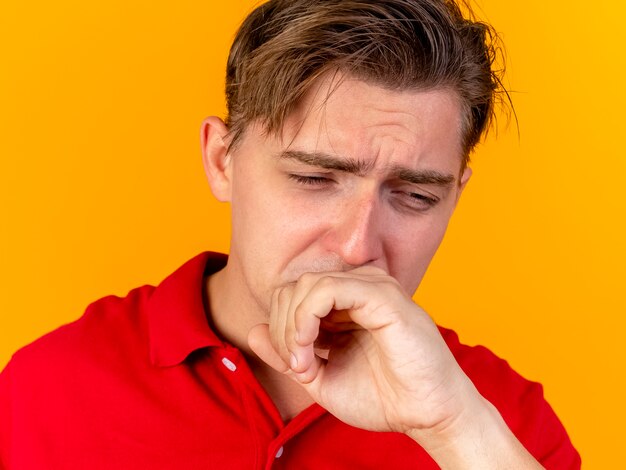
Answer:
[{"xmin": 279, "ymin": 150, "xmax": 456, "ymax": 186}]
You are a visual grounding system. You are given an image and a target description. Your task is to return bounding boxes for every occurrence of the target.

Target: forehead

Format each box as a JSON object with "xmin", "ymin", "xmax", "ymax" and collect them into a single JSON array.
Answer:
[{"xmin": 277, "ymin": 75, "xmax": 465, "ymax": 174}]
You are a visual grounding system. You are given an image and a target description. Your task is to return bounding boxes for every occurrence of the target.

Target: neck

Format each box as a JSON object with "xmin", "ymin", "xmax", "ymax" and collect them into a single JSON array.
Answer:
[
  {"xmin": 205, "ymin": 258, "xmax": 315, "ymax": 421},
  {"xmin": 205, "ymin": 259, "xmax": 260, "ymax": 356}
]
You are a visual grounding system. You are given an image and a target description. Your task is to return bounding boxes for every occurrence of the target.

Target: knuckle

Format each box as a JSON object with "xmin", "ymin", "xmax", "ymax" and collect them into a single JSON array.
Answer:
[
  {"xmin": 316, "ymin": 275, "xmax": 336, "ymax": 290},
  {"xmin": 297, "ymin": 272, "xmax": 317, "ymax": 286},
  {"xmin": 293, "ymin": 302, "xmax": 307, "ymax": 323},
  {"xmin": 382, "ymin": 277, "xmax": 402, "ymax": 292},
  {"xmin": 277, "ymin": 285, "xmax": 292, "ymax": 303}
]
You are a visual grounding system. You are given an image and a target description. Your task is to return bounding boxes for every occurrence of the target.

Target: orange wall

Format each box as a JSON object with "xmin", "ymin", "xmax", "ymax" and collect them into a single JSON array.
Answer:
[{"xmin": 1, "ymin": 1, "xmax": 624, "ymax": 466}]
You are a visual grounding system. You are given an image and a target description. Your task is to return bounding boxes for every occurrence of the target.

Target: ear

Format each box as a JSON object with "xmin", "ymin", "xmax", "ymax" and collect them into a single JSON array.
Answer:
[
  {"xmin": 454, "ymin": 166, "xmax": 472, "ymax": 205},
  {"xmin": 200, "ymin": 116, "xmax": 233, "ymax": 202}
]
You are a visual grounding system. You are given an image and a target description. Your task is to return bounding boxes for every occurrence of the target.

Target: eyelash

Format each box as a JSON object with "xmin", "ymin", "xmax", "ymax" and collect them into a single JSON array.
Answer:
[
  {"xmin": 289, "ymin": 174, "xmax": 439, "ymax": 211},
  {"xmin": 403, "ymin": 192, "xmax": 438, "ymax": 209},
  {"xmin": 288, "ymin": 174, "xmax": 332, "ymax": 186}
]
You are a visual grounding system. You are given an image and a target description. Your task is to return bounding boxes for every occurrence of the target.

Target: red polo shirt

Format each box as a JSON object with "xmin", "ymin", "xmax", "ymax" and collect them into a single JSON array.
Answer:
[{"xmin": 0, "ymin": 252, "xmax": 580, "ymax": 469}]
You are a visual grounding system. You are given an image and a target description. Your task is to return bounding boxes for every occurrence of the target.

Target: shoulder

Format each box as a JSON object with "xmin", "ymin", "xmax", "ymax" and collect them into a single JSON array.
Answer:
[
  {"xmin": 0, "ymin": 285, "xmax": 158, "ymax": 465},
  {"xmin": 439, "ymin": 326, "xmax": 541, "ymax": 408},
  {"xmin": 6, "ymin": 284, "xmax": 156, "ymax": 383},
  {"xmin": 3, "ymin": 251, "xmax": 223, "ymax": 380}
]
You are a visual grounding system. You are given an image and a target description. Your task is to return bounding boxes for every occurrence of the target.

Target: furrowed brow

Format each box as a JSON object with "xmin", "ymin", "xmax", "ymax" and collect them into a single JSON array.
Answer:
[
  {"xmin": 279, "ymin": 150, "xmax": 372, "ymax": 175},
  {"xmin": 392, "ymin": 167, "xmax": 456, "ymax": 186},
  {"xmin": 279, "ymin": 150, "xmax": 456, "ymax": 186}
]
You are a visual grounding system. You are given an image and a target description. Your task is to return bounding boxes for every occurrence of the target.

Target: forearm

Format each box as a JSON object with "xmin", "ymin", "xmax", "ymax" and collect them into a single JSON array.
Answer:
[{"xmin": 407, "ymin": 390, "xmax": 543, "ymax": 470}]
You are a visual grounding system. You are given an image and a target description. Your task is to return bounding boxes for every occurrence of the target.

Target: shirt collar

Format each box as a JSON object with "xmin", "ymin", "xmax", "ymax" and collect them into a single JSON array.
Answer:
[{"xmin": 147, "ymin": 252, "xmax": 228, "ymax": 367}]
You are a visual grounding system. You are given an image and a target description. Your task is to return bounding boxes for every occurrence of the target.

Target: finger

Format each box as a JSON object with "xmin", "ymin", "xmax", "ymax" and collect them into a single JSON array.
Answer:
[
  {"xmin": 291, "ymin": 350, "xmax": 324, "ymax": 385},
  {"xmin": 285, "ymin": 276, "xmax": 342, "ymax": 376},
  {"xmin": 320, "ymin": 310, "xmax": 361, "ymax": 332},
  {"xmin": 294, "ymin": 276, "xmax": 401, "ymax": 348},
  {"xmin": 348, "ymin": 265, "xmax": 389, "ymax": 277},
  {"xmin": 285, "ymin": 270, "xmax": 398, "ymax": 377},
  {"xmin": 284, "ymin": 271, "xmax": 365, "ymax": 374},
  {"xmin": 248, "ymin": 323, "xmax": 322, "ymax": 386},
  {"xmin": 284, "ymin": 274, "xmax": 321, "ymax": 374},
  {"xmin": 247, "ymin": 323, "xmax": 290, "ymax": 374},
  {"xmin": 293, "ymin": 276, "xmax": 360, "ymax": 349},
  {"xmin": 269, "ymin": 286, "xmax": 292, "ymax": 366}
]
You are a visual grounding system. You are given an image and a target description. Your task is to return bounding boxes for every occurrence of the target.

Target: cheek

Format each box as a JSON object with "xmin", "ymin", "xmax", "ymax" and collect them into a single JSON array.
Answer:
[
  {"xmin": 230, "ymin": 175, "xmax": 330, "ymax": 267},
  {"xmin": 387, "ymin": 216, "xmax": 451, "ymax": 293}
]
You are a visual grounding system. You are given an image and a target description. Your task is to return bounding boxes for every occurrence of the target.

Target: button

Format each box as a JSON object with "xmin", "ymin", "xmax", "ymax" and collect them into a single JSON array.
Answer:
[
  {"xmin": 221, "ymin": 357, "xmax": 237, "ymax": 372},
  {"xmin": 275, "ymin": 446, "xmax": 284, "ymax": 458}
]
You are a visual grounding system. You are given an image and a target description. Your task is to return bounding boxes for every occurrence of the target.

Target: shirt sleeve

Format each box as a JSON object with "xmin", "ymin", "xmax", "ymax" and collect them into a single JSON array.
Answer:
[
  {"xmin": 438, "ymin": 327, "xmax": 581, "ymax": 469},
  {"xmin": 520, "ymin": 382, "xmax": 581, "ymax": 469},
  {"xmin": 0, "ymin": 360, "xmax": 13, "ymax": 469}
]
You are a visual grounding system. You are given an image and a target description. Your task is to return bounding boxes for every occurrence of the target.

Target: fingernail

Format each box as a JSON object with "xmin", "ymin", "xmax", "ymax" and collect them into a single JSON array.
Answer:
[{"xmin": 290, "ymin": 352, "xmax": 298, "ymax": 370}]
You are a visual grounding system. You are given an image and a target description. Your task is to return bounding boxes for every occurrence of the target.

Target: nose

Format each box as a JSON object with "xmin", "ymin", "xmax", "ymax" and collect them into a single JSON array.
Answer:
[{"xmin": 321, "ymin": 192, "xmax": 385, "ymax": 268}]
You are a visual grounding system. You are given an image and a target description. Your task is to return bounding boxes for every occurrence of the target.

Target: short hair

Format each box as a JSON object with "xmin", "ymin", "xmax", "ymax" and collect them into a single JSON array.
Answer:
[{"xmin": 225, "ymin": 0, "xmax": 506, "ymax": 163}]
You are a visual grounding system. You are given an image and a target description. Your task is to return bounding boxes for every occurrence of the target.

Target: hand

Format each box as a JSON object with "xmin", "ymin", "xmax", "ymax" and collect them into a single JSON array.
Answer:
[
  {"xmin": 248, "ymin": 267, "xmax": 544, "ymax": 468},
  {"xmin": 247, "ymin": 266, "xmax": 476, "ymax": 434}
]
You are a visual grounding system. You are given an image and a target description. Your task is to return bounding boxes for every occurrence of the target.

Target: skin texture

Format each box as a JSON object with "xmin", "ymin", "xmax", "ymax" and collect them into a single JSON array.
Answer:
[
  {"xmin": 207, "ymin": 76, "xmax": 469, "ymax": 316},
  {"xmin": 201, "ymin": 75, "xmax": 543, "ymax": 468}
]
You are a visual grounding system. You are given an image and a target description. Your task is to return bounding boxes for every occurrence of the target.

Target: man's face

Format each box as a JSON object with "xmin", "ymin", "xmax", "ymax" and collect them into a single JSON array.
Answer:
[{"xmin": 220, "ymin": 76, "xmax": 470, "ymax": 316}]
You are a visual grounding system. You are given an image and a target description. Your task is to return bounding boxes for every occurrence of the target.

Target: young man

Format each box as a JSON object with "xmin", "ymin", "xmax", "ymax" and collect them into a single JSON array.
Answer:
[{"xmin": 0, "ymin": 0, "xmax": 580, "ymax": 468}]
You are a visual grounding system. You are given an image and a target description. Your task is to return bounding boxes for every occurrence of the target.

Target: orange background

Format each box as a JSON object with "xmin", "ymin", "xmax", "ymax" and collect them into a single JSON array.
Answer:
[{"xmin": 1, "ymin": 1, "xmax": 624, "ymax": 466}]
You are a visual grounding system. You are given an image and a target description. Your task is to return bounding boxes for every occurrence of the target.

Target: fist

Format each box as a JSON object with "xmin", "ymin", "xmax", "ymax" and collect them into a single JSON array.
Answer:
[{"xmin": 248, "ymin": 267, "xmax": 478, "ymax": 434}]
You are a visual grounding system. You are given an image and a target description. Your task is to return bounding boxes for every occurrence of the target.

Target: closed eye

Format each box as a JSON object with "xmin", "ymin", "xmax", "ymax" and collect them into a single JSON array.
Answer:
[
  {"xmin": 409, "ymin": 193, "xmax": 437, "ymax": 204},
  {"xmin": 288, "ymin": 174, "xmax": 333, "ymax": 186},
  {"xmin": 391, "ymin": 190, "xmax": 439, "ymax": 212}
]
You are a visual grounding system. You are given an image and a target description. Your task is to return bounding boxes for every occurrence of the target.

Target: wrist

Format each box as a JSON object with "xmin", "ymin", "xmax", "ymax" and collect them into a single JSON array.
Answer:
[{"xmin": 406, "ymin": 385, "xmax": 543, "ymax": 469}]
